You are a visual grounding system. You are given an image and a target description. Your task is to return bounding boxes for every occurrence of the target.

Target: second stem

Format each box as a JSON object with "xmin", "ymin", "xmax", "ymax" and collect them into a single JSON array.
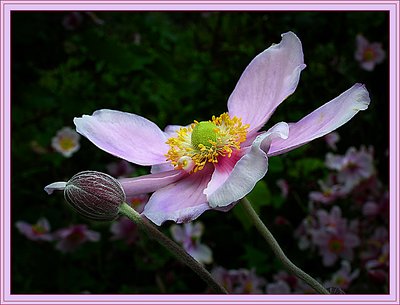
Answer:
[{"xmin": 241, "ymin": 197, "xmax": 329, "ymax": 295}]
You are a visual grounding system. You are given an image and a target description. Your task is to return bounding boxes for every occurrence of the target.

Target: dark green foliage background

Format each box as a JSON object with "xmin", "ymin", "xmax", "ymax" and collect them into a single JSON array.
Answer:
[{"xmin": 11, "ymin": 11, "xmax": 389, "ymax": 293}]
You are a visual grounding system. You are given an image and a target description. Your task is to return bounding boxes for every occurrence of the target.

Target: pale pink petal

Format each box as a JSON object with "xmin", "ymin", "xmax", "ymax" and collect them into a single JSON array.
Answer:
[
  {"xmin": 267, "ymin": 84, "xmax": 370, "ymax": 157},
  {"xmin": 228, "ymin": 32, "xmax": 305, "ymax": 134},
  {"xmin": 142, "ymin": 170, "xmax": 213, "ymax": 225},
  {"xmin": 150, "ymin": 162, "xmax": 175, "ymax": 174},
  {"xmin": 191, "ymin": 222, "xmax": 204, "ymax": 238},
  {"xmin": 355, "ymin": 34, "xmax": 369, "ymax": 61},
  {"xmin": 44, "ymin": 181, "xmax": 67, "ymax": 194},
  {"xmin": 323, "ymin": 252, "xmax": 338, "ymax": 266},
  {"xmin": 74, "ymin": 109, "xmax": 168, "ymax": 166},
  {"xmin": 362, "ymin": 201, "xmax": 379, "ymax": 216},
  {"xmin": 207, "ymin": 122, "xmax": 288, "ymax": 201},
  {"xmin": 85, "ymin": 230, "xmax": 101, "ymax": 242},
  {"xmin": 119, "ymin": 170, "xmax": 186, "ymax": 197},
  {"xmin": 37, "ymin": 218, "xmax": 51, "ymax": 231},
  {"xmin": 372, "ymin": 43, "xmax": 386, "ymax": 63},
  {"xmin": 206, "ymin": 122, "xmax": 289, "ymax": 208},
  {"xmin": 170, "ymin": 225, "xmax": 185, "ymax": 242},
  {"xmin": 316, "ymin": 209, "xmax": 329, "ymax": 225},
  {"xmin": 164, "ymin": 124, "xmax": 184, "ymax": 136},
  {"xmin": 15, "ymin": 222, "xmax": 31, "ymax": 234},
  {"xmin": 188, "ymin": 244, "xmax": 213, "ymax": 264},
  {"xmin": 202, "ymin": 150, "xmax": 243, "ymax": 202},
  {"xmin": 361, "ymin": 61, "xmax": 375, "ymax": 71},
  {"xmin": 331, "ymin": 206, "xmax": 342, "ymax": 220}
]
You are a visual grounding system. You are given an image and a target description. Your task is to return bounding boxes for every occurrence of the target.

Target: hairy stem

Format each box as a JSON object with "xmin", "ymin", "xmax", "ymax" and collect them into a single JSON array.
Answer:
[
  {"xmin": 118, "ymin": 202, "xmax": 227, "ymax": 294},
  {"xmin": 241, "ymin": 197, "xmax": 329, "ymax": 295}
]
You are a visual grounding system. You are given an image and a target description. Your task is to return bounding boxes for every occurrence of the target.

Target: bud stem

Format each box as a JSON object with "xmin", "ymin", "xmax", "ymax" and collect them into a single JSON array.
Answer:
[
  {"xmin": 118, "ymin": 202, "xmax": 228, "ymax": 294},
  {"xmin": 240, "ymin": 197, "xmax": 330, "ymax": 295}
]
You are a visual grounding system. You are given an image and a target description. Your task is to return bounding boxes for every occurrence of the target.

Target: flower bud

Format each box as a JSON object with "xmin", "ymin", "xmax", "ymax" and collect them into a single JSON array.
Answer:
[{"xmin": 45, "ymin": 171, "xmax": 126, "ymax": 221}]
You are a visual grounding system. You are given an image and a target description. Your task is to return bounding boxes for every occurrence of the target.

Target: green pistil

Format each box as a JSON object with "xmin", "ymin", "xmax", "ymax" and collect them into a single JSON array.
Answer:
[{"xmin": 191, "ymin": 121, "xmax": 218, "ymax": 149}]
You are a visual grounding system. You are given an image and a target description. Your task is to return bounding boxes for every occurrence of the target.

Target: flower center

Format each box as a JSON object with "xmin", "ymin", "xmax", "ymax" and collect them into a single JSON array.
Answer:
[
  {"xmin": 328, "ymin": 237, "xmax": 344, "ymax": 253},
  {"xmin": 165, "ymin": 113, "xmax": 249, "ymax": 173},
  {"xmin": 191, "ymin": 121, "xmax": 218, "ymax": 149},
  {"xmin": 59, "ymin": 137, "xmax": 76, "ymax": 150},
  {"xmin": 32, "ymin": 224, "xmax": 46, "ymax": 235},
  {"xmin": 363, "ymin": 48, "xmax": 375, "ymax": 61}
]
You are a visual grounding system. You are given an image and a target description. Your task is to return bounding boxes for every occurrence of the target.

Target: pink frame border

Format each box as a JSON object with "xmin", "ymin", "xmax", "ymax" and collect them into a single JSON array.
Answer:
[{"xmin": 1, "ymin": 1, "xmax": 398, "ymax": 304}]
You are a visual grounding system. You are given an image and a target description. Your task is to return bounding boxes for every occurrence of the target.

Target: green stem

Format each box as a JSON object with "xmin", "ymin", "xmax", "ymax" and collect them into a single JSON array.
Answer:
[
  {"xmin": 240, "ymin": 197, "xmax": 330, "ymax": 295},
  {"xmin": 118, "ymin": 202, "xmax": 228, "ymax": 294}
]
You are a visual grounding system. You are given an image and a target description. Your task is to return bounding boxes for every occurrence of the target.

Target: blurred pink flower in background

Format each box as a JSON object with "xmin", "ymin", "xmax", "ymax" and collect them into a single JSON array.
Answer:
[
  {"xmin": 325, "ymin": 146, "xmax": 374, "ymax": 191},
  {"xmin": 54, "ymin": 224, "xmax": 100, "ymax": 253},
  {"xmin": 362, "ymin": 200, "xmax": 380, "ymax": 217},
  {"xmin": 355, "ymin": 34, "xmax": 385, "ymax": 71},
  {"xmin": 365, "ymin": 241, "xmax": 389, "ymax": 282},
  {"xmin": 311, "ymin": 206, "xmax": 360, "ymax": 266},
  {"xmin": 362, "ymin": 190, "xmax": 389, "ymax": 219},
  {"xmin": 324, "ymin": 132, "xmax": 340, "ymax": 151},
  {"xmin": 360, "ymin": 226, "xmax": 389, "ymax": 284},
  {"xmin": 295, "ymin": 214, "xmax": 318, "ymax": 250},
  {"xmin": 266, "ymin": 280, "xmax": 291, "ymax": 294},
  {"xmin": 276, "ymin": 179, "xmax": 289, "ymax": 199},
  {"xmin": 51, "ymin": 126, "xmax": 81, "ymax": 158},
  {"xmin": 324, "ymin": 260, "xmax": 359, "ymax": 290},
  {"xmin": 309, "ymin": 177, "xmax": 347, "ymax": 204},
  {"xmin": 233, "ymin": 268, "xmax": 266, "ymax": 294},
  {"xmin": 265, "ymin": 270, "xmax": 317, "ymax": 294},
  {"xmin": 170, "ymin": 221, "xmax": 212, "ymax": 265},
  {"xmin": 106, "ymin": 159, "xmax": 135, "ymax": 178},
  {"xmin": 15, "ymin": 218, "xmax": 53, "ymax": 241},
  {"xmin": 211, "ymin": 267, "xmax": 266, "ymax": 294},
  {"xmin": 127, "ymin": 193, "xmax": 149, "ymax": 214},
  {"xmin": 110, "ymin": 216, "xmax": 138, "ymax": 245}
]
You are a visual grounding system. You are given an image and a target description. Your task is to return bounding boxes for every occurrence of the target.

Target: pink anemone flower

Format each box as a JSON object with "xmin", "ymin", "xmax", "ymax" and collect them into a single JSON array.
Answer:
[
  {"xmin": 74, "ymin": 32, "xmax": 370, "ymax": 225},
  {"xmin": 354, "ymin": 34, "xmax": 385, "ymax": 71},
  {"xmin": 170, "ymin": 221, "xmax": 213, "ymax": 265},
  {"xmin": 15, "ymin": 217, "xmax": 53, "ymax": 241},
  {"xmin": 54, "ymin": 224, "xmax": 100, "ymax": 253}
]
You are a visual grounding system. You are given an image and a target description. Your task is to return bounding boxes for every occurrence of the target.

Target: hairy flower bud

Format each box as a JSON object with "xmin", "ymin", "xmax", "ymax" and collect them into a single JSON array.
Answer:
[{"xmin": 45, "ymin": 171, "xmax": 126, "ymax": 221}]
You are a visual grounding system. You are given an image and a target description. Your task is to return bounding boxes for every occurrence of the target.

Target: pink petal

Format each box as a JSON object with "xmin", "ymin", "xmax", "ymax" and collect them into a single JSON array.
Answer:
[
  {"xmin": 267, "ymin": 84, "xmax": 370, "ymax": 157},
  {"xmin": 119, "ymin": 170, "xmax": 186, "ymax": 197},
  {"xmin": 170, "ymin": 224, "xmax": 185, "ymax": 242},
  {"xmin": 228, "ymin": 32, "xmax": 305, "ymax": 134},
  {"xmin": 188, "ymin": 244, "xmax": 213, "ymax": 264},
  {"xmin": 74, "ymin": 109, "xmax": 169, "ymax": 166},
  {"xmin": 206, "ymin": 122, "xmax": 289, "ymax": 208},
  {"xmin": 44, "ymin": 181, "xmax": 67, "ymax": 194},
  {"xmin": 85, "ymin": 230, "xmax": 101, "ymax": 242},
  {"xmin": 323, "ymin": 252, "xmax": 338, "ymax": 266},
  {"xmin": 371, "ymin": 43, "xmax": 386, "ymax": 63},
  {"xmin": 142, "ymin": 170, "xmax": 213, "ymax": 225},
  {"xmin": 191, "ymin": 222, "xmax": 204, "ymax": 238},
  {"xmin": 164, "ymin": 124, "xmax": 184, "ymax": 136},
  {"xmin": 355, "ymin": 34, "xmax": 369, "ymax": 61},
  {"xmin": 150, "ymin": 162, "xmax": 175, "ymax": 174},
  {"xmin": 361, "ymin": 61, "xmax": 375, "ymax": 71},
  {"xmin": 202, "ymin": 150, "xmax": 243, "ymax": 202}
]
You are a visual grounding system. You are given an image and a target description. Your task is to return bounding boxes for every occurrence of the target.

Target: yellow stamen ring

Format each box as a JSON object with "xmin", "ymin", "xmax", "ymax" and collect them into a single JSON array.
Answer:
[{"xmin": 165, "ymin": 113, "xmax": 249, "ymax": 173}]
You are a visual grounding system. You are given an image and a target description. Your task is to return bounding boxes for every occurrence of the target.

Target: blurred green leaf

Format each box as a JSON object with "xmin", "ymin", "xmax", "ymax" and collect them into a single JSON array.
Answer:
[
  {"xmin": 233, "ymin": 180, "xmax": 271, "ymax": 231},
  {"xmin": 288, "ymin": 157, "xmax": 326, "ymax": 178},
  {"xmin": 241, "ymin": 245, "xmax": 272, "ymax": 274}
]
